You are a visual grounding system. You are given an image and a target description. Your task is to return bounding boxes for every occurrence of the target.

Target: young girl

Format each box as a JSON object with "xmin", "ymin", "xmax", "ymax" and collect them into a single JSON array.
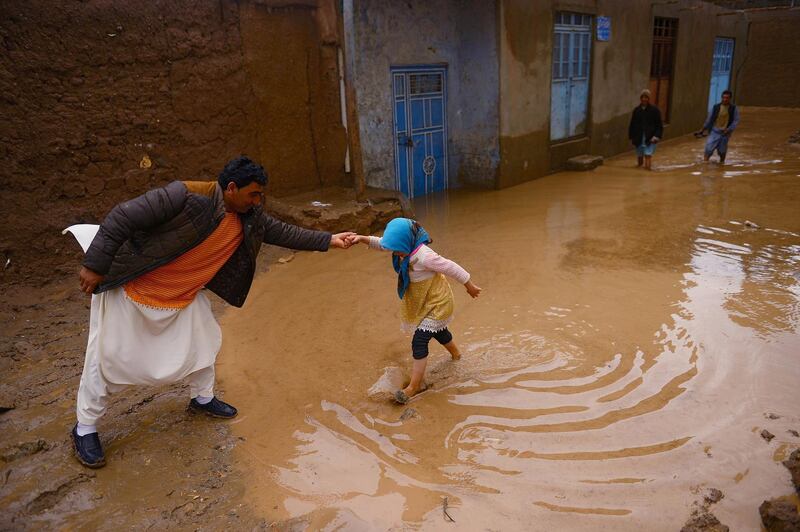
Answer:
[{"xmin": 350, "ymin": 218, "xmax": 481, "ymax": 404}]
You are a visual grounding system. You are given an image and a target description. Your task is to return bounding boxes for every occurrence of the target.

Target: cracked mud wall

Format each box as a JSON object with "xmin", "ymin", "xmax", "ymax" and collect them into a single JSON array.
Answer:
[{"xmin": 0, "ymin": 0, "xmax": 346, "ymax": 282}]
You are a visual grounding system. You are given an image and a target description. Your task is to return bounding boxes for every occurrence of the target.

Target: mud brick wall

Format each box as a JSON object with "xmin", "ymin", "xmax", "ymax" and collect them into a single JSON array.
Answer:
[
  {"xmin": 736, "ymin": 8, "xmax": 800, "ymax": 107},
  {"xmin": 0, "ymin": 0, "xmax": 347, "ymax": 281}
]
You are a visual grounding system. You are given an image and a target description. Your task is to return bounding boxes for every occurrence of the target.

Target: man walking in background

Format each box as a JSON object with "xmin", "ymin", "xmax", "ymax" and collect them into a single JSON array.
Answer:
[
  {"xmin": 71, "ymin": 156, "xmax": 355, "ymax": 468},
  {"xmin": 628, "ymin": 89, "xmax": 663, "ymax": 171},
  {"xmin": 697, "ymin": 90, "xmax": 740, "ymax": 164}
]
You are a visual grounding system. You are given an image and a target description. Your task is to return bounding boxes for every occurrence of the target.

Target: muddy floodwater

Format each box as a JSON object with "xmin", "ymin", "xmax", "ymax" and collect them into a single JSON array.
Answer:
[{"xmin": 220, "ymin": 108, "xmax": 800, "ymax": 530}]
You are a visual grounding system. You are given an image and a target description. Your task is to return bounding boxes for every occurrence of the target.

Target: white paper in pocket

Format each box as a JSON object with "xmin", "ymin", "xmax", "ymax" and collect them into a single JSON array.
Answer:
[{"xmin": 62, "ymin": 224, "xmax": 100, "ymax": 254}]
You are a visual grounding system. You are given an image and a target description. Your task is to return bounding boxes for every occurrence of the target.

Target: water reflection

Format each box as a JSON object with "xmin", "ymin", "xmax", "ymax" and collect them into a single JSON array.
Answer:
[{"xmin": 687, "ymin": 220, "xmax": 800, "ymax": 337}]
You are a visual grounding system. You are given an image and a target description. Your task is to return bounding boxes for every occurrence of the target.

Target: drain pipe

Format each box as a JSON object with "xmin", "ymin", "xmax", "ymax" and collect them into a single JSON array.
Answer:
[
  {"xmin": 338, "ymin": 0, "xmax": 367, "ymax": 201},
  {"xmin": 337, "ymin": 46, "xmax": 351, "ymax": 173},
  {"xmin": 733, "ymin": 10, "xmax": 751, "ymax": 102}
]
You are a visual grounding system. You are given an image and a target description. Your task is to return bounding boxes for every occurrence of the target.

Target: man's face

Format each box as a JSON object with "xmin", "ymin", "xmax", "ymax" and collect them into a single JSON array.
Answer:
[
  {"xmin": 721, "ymin": 93, "xmax": 731, "ymax": 105},
  {"xmin": 640, "ymin": 95, "xmax": 650, "ymax": 106},
  {"xmin": 226, "ymin": 181, "xmax": 264, "ymax": 213}
]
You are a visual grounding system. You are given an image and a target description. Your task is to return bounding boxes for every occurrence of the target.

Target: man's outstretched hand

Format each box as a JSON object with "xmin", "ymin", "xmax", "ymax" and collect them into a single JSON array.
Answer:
[
  {"xmin": 79, "ymin": 266, "xmax": 104, "ymax": 295},
  {"xmin": 330, "ymin": 232, "xmax": 357, "ymax": 249}
]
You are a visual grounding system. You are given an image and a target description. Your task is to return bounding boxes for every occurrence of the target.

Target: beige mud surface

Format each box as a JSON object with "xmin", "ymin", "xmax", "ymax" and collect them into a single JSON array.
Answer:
[
  {"xmin": 221, "ymin": 108, "xmax": 800, "ymax": 530},
  {"xmin": 0, "ymin": 108, "xmax": 798, "ymax": 530}
]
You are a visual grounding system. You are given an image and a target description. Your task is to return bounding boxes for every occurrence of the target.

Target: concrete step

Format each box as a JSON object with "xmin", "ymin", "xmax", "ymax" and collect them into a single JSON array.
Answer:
[{"xmin": 566, "ymin": 154, "xmax": 603, "ymax": 171}]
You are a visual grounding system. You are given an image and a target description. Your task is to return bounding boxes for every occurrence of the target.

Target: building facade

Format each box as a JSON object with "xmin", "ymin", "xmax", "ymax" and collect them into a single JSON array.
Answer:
[{"xmin": 345, "ymin": 0, "xmax": 749, "ymax": 195}]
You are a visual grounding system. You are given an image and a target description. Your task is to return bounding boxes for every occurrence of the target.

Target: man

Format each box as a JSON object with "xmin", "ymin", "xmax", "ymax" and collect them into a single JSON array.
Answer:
[
  {"xmin": 697, "ymin": 90, "xmax": 740, "ymax": 164},
  {"xmin": 628, "ymin": 89, "xmax": 663, "ymax": 171},
  {"xmin": 71, "ymin": 156, "xmax": 354, "ymax": 468}
]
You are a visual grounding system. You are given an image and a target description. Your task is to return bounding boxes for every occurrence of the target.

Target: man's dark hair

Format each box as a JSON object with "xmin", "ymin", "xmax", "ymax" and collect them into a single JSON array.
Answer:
[
  {"xmin": 722, "ymin": 90, "xmax": 733, "ymax": 97},
  {"xmin": 218, "ymin": 156, "xmax": 268, "ymax": 189}
]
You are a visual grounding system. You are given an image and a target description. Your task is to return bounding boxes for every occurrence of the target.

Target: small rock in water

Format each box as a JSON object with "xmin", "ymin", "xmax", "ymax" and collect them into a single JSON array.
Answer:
[
  {"xmin": 744, "ymin": 220, "xmax": 760, "ymax": 229},
  {"xmin": 759, "ymin": 499, "xmax": 800, "ymax": 531},
  {"xmin": 788, "ymin": 429, "xmax": 799, "ymax": 438},
  {"xmin": 765, "ymin": 413, "xmax": 781, "ymax": 420},
  {"xmin": 761, "ymin": 429, "xmax": 775, "ymax": 442},
  {"xmin": 681, "ymin": 508, "xmax": 729, "ymax": 532},
  {"xmin": 399, "ymin": 408, "xmax": 419, "ymax": 421},
  {"xmin": 368, "ymin": 367, "xmax": 405, "ymax": 402},
  {"xmin": 704, "ymin": 488, "xmax": 724, "ymax": 505}
]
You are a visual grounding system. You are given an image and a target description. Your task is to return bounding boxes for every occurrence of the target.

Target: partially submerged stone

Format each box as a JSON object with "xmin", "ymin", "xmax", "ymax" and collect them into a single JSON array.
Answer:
[
  {"xmin": 367, "ymin": 367, "xmax": 405, "ymax": 402},
  {"xmin": 681, "ymin": 508, "xmax": 729, "ymax": 532},
  {"xmin": 762, "ymin": 429, "xmax": 776, "ymax": 442},
  {"xmin": 704, "ymin": 488, "xmax": 724, "ymax": 505},
  {"xmin": 784, "ymin": 449, "xmax": 800, "ymax": 494},
  {"xmin": 759, "ymin": 499, "xmax": 800, "ymax": 531},
  {"xmin": 399, "ymin": 408, "xmax": 419, "ymax": 421}
]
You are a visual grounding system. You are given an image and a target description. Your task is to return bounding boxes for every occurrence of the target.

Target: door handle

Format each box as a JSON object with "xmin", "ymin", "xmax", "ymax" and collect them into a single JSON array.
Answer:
[{"xmin": 401, "ymin": 136, "xmax": 414, "ymax": 148}]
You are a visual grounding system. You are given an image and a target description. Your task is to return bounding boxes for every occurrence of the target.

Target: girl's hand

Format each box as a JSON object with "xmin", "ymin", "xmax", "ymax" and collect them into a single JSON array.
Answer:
[
  {"xmin": 330, "ymin": 232, "xmax": 357, "ymax": 249},
  {"xmin": 465, "ymin": 280, "xmax": 482, "ymax": 298},
  {"xmin": 346, "ymin": 234, "xmax": 366, "ymax": 246}
]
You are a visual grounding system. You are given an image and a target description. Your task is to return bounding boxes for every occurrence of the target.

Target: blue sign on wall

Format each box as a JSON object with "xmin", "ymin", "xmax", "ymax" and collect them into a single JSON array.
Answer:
[{"xmin": 597, "ymin": 16, "xmax": 611, "ymax": 41}]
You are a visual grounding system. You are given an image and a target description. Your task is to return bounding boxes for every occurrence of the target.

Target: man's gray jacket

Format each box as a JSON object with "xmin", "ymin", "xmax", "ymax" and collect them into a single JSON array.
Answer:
[{"xmin": 83, "ymin": 180, "xmax": 331, "ymax": 307}]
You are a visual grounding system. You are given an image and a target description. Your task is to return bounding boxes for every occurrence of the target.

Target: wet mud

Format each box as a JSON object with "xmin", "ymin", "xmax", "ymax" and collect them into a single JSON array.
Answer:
[
  {"xmin": 221, "ymin": 108, "xmax": 800, "ymax": 530},
  {"xmin": 1, "ymin": 107, "xmax": 798, "ymax": 529},
  {"xmin": 0, "ymin": 274, "xmax": 264, "ymax": 531}
]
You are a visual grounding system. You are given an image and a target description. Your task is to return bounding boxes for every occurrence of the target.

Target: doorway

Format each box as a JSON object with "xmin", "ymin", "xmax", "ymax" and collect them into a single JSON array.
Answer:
[
  {"xmin": 707, "ymin": 38, "xmax": 735, "ymax": 112},
  {"xmin": 649, "ymin": 17, "xmax": 678, "ymax": 122},
  {"xmin": 391, "ymin": 66, "xmax": 448, "ymax": 199},
  {"xmin": 550, "ymin": 12, "xmax": 593, "ymax": 141}
]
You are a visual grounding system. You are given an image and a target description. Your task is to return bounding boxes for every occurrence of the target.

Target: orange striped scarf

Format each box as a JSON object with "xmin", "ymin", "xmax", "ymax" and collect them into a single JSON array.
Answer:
[{"xmin": 125, "ymin": 212, "xmax": 243, "ymax": 309}]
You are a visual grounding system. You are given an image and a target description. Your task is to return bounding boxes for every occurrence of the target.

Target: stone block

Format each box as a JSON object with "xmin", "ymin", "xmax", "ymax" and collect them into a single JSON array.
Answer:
[{"xmin": 566, "ymin": 154, "xmax": 603, "ymax": 171}]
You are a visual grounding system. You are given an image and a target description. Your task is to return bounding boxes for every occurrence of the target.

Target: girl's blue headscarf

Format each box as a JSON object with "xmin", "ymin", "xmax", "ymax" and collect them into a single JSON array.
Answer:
[{"xmin": 379, "ymin": 217, "xmax": 431, "ymax": 299}]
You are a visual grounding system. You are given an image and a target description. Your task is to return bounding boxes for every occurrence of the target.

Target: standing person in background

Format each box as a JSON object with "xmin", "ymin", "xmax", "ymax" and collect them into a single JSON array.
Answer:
[
  {"xmin": 696, "ymin": 90, "xmax": 740, "ymax": 164},
  {"xmin": 70, "ymin": 156, "xmax": 355, "ymax": 468},
  {"xmin": 628, "ymin": 89, "xmax": 664, "ymax": 171}
]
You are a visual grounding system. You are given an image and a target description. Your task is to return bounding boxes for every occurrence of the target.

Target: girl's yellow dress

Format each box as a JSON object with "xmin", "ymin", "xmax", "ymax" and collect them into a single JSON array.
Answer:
[{"xmin": 400, "ymin": 265, "xmax": 454, "ymax": 333}]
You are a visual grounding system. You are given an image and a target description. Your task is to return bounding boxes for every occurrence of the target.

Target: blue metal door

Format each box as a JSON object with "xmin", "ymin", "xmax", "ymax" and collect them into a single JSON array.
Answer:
[
  {"xmin": 551, "ymin": 13, "xmax": 592, "ymax": 141},
  {"xmin": 392, "ymin": 66, "xmax": 448, "ymax": 198},
  {"xmin": 707, "ymin": 38, "xmax": 734, "ymax": 112}
]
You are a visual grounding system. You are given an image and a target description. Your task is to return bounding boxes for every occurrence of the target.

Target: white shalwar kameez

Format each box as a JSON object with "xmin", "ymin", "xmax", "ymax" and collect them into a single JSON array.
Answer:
[{"xmin": 76, "ymin": 287, "xmax": 221, "ymax": 425}]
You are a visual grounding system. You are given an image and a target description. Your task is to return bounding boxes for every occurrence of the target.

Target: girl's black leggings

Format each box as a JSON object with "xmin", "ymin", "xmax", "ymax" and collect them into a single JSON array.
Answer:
[{"xmin": 411, "ymin": 327, "xmax": 453, "ymax": 360}]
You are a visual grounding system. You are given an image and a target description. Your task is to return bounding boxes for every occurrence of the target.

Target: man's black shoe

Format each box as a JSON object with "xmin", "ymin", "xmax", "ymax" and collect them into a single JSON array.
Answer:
[
  {"xmin": 71, "ymin": 424, "xmax": 106, "ymax": 469},
  {"xmin": 188, "ymin": 397, "xmax": 238, "ymax": 419}
]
